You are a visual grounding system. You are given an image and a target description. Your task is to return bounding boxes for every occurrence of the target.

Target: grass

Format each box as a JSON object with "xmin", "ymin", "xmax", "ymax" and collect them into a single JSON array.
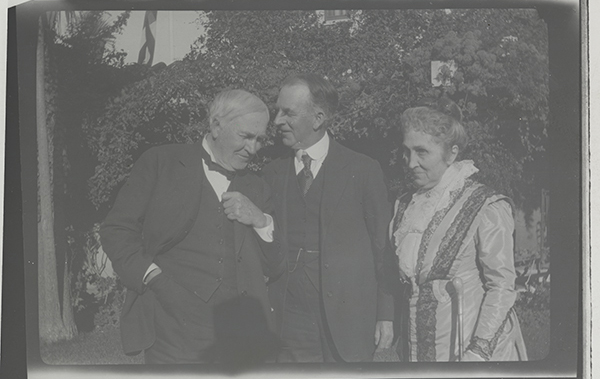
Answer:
[
  {"xmin": 40, "ymin": 287, "xmax": 550, "ymax": 364},
  {"xmin": 514, "ymin": 283, "xmax": 551, "ymax": 361},
  {"xmin": 516, "ymin": 307, "xmax": 551, "ymax": 361},
  {"xmin": 40, "ymin": 318, "xmax": 548, "ymax": 365},
  {"xmin": 39, "ymin": 324, "xmax": 400, "ymax": 364},
  {"xmin": 40, "ymin": 324, "xmax": 143, "ymax": 365}
]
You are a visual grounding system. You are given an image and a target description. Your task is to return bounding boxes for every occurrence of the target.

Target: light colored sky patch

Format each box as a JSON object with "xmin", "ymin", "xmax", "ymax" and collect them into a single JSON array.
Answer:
[{"xmin": 110, "ymin": 10, "xmax": 203, "ymax": 65}]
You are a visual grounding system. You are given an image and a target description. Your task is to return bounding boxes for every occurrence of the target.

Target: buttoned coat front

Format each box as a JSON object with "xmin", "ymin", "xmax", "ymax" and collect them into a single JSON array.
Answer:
[{"xmin": 263, "ymin": 139, "xmax": 394, "ymax": 362}]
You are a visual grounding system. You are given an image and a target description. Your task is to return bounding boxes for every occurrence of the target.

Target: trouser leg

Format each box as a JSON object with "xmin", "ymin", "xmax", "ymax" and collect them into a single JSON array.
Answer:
[
  {"xmin": 144, "ymin": 275, "xmax": 236, "ymax": 364},
  {"xmin": 278, "ymin": 259, "xmax": 339, "ymax": 363}
]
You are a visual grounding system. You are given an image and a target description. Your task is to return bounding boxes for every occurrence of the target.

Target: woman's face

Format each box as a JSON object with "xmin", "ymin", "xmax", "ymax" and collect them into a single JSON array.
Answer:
[{"xmin": 402, "ymin": 129, "xmax": 457, "ymax": 190}]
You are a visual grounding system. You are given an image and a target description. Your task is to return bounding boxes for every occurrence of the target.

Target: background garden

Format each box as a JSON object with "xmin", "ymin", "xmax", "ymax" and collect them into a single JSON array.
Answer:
[{"xmin": 34, "ymin": 8, "xmax": 550, "ymax": 363}]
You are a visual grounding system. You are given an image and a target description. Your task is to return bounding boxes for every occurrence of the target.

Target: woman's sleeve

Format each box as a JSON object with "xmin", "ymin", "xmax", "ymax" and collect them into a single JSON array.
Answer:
[
  {"xmin": 389, "ymin": 199, "xmax": 400, "ymax": 242},
  {"xmin": 467, "ymin": 199, "xmax": 518, "ymax": 359}
]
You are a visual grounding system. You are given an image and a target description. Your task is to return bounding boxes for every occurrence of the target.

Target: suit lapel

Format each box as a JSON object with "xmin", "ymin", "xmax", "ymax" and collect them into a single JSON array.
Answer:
[
  {"xmin": 320, "ymin": 140, "xmax": 352, "ymax": 238},
  {"xmin": 179, "ymin": 141, "xmax": 205, "ymax": 178},
  {"xmin": 181, "ymin": 144, "xmax": 206, "ymax": 228},
  {"xmin": 156, "ymin": 143, "xmax": 205, "ymax": 255},
  {"xmin": 267, "ymin": 155, "xmax": 293, "ymax": 256},
  {"xmin": 279, "ymin": 157, "xmax": 293, "ymax": 248}
]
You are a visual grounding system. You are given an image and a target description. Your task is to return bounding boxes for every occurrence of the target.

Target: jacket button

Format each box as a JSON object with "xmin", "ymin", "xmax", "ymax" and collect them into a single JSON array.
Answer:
[
  {"xmin": 324, "ymin": 263, "xmax": 329, "ymax": 269},
  {"xmin": 327, "ymin": 291, "xmax": 333, "ymax": 297}
]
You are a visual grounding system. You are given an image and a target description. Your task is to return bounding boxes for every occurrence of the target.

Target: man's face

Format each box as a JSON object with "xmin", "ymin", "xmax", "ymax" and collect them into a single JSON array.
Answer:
[
  {"xmin": 274, "ymin": 84, "xmax": 321, "ymax": 150},
  {"xmin": 211, "ymin": 111, "xmax": 269, "ymax": 171}
]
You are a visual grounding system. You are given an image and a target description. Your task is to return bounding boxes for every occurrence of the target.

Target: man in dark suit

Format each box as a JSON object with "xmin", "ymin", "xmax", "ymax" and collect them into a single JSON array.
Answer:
[
  {"xmin": 100, "ymin": 89, "xmax": 283, "ymax": 364},
  {"xmin": 263, "ymin": 73, "xmax": 394, "ymax": 362}
]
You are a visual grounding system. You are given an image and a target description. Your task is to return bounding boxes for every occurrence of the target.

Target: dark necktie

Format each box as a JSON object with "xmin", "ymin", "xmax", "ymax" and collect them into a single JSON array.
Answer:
[
  {"xmin": 297, "ymin": 153, "xmax": 313, "ymax": 196},
  {"xmin": 200, "ymin": 145, "xmax": 236, "ymax": 181}
]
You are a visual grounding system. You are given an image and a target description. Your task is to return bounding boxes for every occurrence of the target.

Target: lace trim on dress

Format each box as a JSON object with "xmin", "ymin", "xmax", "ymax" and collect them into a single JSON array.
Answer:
[
  {"xmin": 393, "ymin": 160, "xmax": 478, "ymax": 279},
  {"xmin": 427, "ymin": 183, "xmax": 496, "ymax": 280},
  {"xmin": 416, "ymin": 281, "xmax": 438, "ymax": 361},
  {"xmin": 466, "ymin": 337, "xmax": 492, "ymax": 361},
  {"xmin": 415, "ymin": 181, "xmax": 496, "ymax": 361},
  {"xmin": 466, "ymin": 308, "xmax": 512, "ymax": 361}
]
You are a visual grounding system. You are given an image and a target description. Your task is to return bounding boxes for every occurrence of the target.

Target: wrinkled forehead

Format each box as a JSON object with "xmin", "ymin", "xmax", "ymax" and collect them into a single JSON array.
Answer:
[
  {"xmin": 220, "ymin": 103, "xmax": 269, "ymax": 122},
  {"xmin": 402, "ymin": 129, "xmax": 444, "ymax": 148},
  {"xmin": 227, "ymin": 111, "xmax": 269, "ymax": 134},
  {"xmin": 277, "ymin": 84, "xmax": 313, "ymax": 110}
]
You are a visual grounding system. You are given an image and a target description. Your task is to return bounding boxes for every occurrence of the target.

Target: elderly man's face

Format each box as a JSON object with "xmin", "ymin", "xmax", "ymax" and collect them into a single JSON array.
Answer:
[
  {"xmin": 274, "ymin": 84, "xmax": 321, "ymax": 150},
  {"xmin": 211, "ymin": 111, "xmax": 269, "ymax": 171}
]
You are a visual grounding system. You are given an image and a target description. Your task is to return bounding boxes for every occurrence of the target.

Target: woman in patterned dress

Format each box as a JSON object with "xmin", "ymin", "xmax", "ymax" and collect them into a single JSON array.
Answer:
[{"xmin": 391, "ymin": 100, "xmax": 527, "ymax": 362}]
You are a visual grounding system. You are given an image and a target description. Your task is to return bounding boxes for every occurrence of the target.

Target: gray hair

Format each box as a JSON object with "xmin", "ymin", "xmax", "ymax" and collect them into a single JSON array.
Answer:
[
  {"xmin": 401, "ymin": 106, "xmax": 469, "ymax": 153},
  {"xmin": 208, "ymin": 89, "xmax": 268, "ymax": 127}
]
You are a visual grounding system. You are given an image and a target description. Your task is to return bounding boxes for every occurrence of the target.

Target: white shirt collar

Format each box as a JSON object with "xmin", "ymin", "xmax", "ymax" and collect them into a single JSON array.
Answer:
[
  {"xmin": 201, "ymin": 137, "xmax": 274, "ymax": 241},
  {"xmin": 295, "ymin": 133, "xmax": 330, "ymax": 162},
  {"xmin": 202, "ymin": 136, "xmax": 217, "ymax": 162},
  {"xmin": 201, "ymin": 136, "xmax": 231, "ymax": 201},
  {"xmin": 294, "ymin": 133, "xmax": 330, "ymax": 177}
]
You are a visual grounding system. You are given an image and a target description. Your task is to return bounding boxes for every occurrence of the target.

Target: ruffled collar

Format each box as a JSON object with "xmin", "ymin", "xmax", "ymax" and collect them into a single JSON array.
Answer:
[
  {"xmin": 415, "ymin": 160, "xmax": 478, "ymax": 199},
  {"xmin": 393, "ymin": 160, "xmax": 478, "ymax": 277}
]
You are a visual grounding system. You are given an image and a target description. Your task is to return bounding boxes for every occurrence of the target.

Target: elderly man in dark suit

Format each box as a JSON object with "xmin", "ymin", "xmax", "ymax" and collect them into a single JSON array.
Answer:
[
  {"xmin": 263, "ymin": 73, "xmax": 395, "ymax": 362},
  {"xmin": 100, "ymin": 89, "xmax": 283, "ymax": 364}
]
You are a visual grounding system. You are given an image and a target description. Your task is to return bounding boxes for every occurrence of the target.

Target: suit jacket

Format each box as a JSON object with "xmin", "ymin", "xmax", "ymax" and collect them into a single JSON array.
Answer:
[
  {"xmin": 100, "ymin": 142, "xmax": 283, "ymax": 354},
  {"xmin": 262, "ymin": 138, "xmax": 395, "ymax": 362}
]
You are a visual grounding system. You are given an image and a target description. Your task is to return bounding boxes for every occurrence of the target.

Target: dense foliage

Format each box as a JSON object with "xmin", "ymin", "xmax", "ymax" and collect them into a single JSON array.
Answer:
[
  {"xmin": 40, "ymin": 8, "xmax": 551, "ymax": 350},
  {"xmin": 88, "ymin": 9, "xmax": 548, "ymax": 215},
  {"xmin": 44, "ymin": 11, "xmax": 148, "ymax": 333},
  {"xmin": 52, "ymin": 11, "xmax": 139, "ymax": 233}
]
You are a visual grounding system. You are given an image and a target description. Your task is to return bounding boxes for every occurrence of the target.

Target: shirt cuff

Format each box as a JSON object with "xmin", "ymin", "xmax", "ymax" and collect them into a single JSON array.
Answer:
[
  {"xmin": 254, "ymin": 213, "xmax": 274, "ymax": 242},
  {"xmin": 142, "ymin": 263, "xmax": 160, "ymax": 285}
]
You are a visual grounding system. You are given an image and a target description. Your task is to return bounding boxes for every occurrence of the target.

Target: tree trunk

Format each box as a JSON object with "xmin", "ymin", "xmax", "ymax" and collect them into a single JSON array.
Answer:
[
  {"xmin": 53, "ymin": 120, "xmax": 77, "ymax": 337},
  {"xmin": 62, "ymin": 258, "xmax": 77, "ymax": 338},
  {"xmin": 37, "ymin": 16, "xmax": 68, "ymax": 344}
]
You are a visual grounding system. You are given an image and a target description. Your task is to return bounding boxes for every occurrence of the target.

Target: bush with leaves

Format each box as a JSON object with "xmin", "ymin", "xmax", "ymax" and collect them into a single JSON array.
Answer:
[
  {"xmin": 88, "ymin": 9, "xmax": 548, "ymax": 218},
  {"xmin": 72, "ymin": 224, "xmax": 123, "ymax": 330},
  {"xmin": 514, "ymin": 281, "xmax": 551, "ymax": 360},
  {"xmin": 93, "ymin": 284, "xmax": 126, "ymax": 329},
  {"xmin": 42, "ymin": 11, "xmax": 151, "ymax": 336}
]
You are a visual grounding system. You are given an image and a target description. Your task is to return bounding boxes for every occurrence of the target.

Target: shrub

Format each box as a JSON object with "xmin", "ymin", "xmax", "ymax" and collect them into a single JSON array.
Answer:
[
  {"xmin": 94, "ymin": 285, "xmax": 126, "ymax": 329},
  {"xmin": 514, "ymin": 281, "xmax": 550, "ymax": 360},
  {"xmin": 73, "ymin": 224, "xmax": 123, "ymax": 331}
]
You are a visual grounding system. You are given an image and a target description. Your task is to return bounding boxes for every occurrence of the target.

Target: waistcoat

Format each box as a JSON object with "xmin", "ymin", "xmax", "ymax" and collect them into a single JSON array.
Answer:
[
  {"xmin": 287, "ymin": 161, "xmax": 325, "ymax": 254},
  {"xmin": 155, "ymin": 173, "xmax": 237, "ymax": 301}
]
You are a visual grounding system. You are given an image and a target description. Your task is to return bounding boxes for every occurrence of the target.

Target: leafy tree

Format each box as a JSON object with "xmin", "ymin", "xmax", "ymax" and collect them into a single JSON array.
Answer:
[
  {"xmin": 88, "ymin": 9, "xmax": 548, "ymax": 216},
  {"xmin": 38, "ymin": 10, "xmax": 138, "ymax": 343},
  {"xmin": 400, "ymin": 9, "xmax": 548, "ymax": 208}
]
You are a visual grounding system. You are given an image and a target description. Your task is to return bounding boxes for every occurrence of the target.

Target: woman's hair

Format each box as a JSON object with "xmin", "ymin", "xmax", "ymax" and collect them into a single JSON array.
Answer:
[
  {"xmin": 208, "ymin": 89, "xmax": 268, "ymax": 127},
  {"xmin": 400, "ymin": 97, "xmax": 469, "ymax": 153},
  {"xmin": 281, "ymin": 73, "xmax": 339, "ymax": 118}
]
